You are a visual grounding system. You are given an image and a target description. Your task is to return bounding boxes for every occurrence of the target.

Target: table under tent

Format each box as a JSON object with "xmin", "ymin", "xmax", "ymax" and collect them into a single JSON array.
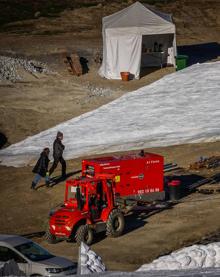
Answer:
[{"xmin": 99, "ymin": 1, "xmax": 177, "ymax": 80}]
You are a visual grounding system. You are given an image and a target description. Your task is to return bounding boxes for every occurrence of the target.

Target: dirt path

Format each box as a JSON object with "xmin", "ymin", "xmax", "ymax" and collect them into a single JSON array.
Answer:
[{"xmin": 40, "ymin": 192, "xmax": 220, "ymax": 271}]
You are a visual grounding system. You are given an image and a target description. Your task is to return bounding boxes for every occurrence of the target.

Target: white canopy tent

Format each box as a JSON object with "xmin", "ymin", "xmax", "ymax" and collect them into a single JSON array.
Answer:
[{"xmin": 99, "ymin": 1, "xmax": 177, "ymax": 80}]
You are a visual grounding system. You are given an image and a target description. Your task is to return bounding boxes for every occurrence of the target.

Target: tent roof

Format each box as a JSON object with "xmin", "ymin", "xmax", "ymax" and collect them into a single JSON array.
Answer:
[{"xmin": 103, "ymin": 1, "xmax": 174, "ymax": 30}]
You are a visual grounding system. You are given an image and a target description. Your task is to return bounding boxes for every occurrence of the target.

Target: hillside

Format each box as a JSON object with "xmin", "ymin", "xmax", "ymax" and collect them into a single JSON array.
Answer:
[{"xmin": 0, "ymin": 0, "xmax": 220, "ymax": 44}]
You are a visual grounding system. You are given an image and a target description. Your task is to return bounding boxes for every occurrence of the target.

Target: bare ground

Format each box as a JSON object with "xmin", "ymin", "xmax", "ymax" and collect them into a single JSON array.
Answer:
[
  {"xmin": 0, "ymin": 63, "xmax": 175, "ymax": 145},
  {"xmin": 0, "ymin": 0, "xmax": 220, "ymax": 272},
  {"xmin": 0, "ymin": 142, "xmax": 220, "ymax": 270}
]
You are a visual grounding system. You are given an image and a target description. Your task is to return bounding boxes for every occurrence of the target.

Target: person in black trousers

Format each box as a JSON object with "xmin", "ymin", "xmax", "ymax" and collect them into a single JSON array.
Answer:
[
  {"xmin": 49, "ymin": 131, "xmax": 66, "ymax": 178},
  {"xmin": 31, "ymin": 147, "xmax": 50, "ymax": 190}
]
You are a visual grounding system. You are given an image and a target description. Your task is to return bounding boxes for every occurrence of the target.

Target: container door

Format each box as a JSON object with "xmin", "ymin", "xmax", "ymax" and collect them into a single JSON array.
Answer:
[{"xmin": 145, "ymin": 159, "xmax": 163, "ymax": 193}]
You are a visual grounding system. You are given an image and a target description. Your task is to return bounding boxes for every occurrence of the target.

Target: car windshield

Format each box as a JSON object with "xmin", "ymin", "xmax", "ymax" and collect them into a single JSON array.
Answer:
[{"xmin": 15, "ymin": 241, "xmax": 54, "ymax": 262}]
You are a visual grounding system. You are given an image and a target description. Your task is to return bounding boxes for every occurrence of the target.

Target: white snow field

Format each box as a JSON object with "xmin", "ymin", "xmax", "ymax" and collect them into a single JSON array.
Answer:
[
  {"xmin": 0, "ymin": 62, "xmax": 220, "ymax": 167},
  {"xmin": 137, "ymin": 242, "xmax": 220, "ymax": 271}
]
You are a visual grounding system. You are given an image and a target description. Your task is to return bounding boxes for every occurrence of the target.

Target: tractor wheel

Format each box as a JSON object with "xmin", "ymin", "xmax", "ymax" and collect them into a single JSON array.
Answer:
[
  {"xmin": 75, "ymin": 225, "xmax": 93, "ymax": 245},
  {"xmin": 106, "ymin": 209, "xmax": 125, "ymax": 238},
  {"xmin": 45, "ymin": 227, "xmax": 57, "ymax": 244}
]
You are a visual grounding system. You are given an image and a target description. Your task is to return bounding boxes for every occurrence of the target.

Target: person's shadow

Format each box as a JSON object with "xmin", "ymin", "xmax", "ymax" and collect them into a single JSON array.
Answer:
[
  {"xmin": 36, "ymin": 169, "xmax": 81, "ymax": 189},
  {"xmin": 50, "ymin": 169, "xmax": 82, "ymax": 187}
]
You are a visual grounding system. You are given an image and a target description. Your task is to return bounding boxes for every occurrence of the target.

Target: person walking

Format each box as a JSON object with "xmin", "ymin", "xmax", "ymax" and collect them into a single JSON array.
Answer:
[
  {"xmin": 31, "ymin": 147, "xmax": 50, "ymax": 190},
  {"xmin": 49, "ymin": 131, "xmax": 66, "ymax": 178}
]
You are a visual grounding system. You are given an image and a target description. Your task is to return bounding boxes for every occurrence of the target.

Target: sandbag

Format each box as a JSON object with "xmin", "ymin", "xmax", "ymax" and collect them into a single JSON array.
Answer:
[{"xmin": 78, "ymin": 242, "xmax": 106, "ymax": 275}]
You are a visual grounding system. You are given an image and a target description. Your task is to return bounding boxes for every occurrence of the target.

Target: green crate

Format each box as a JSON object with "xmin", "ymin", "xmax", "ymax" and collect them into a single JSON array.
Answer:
[{"xmin": 175, "ymin": 55, "xmax": 188, "ymax": 71}]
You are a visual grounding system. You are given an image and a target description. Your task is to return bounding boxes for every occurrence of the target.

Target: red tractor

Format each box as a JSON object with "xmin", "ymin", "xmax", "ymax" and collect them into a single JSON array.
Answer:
[
  {"xmin": 46, "ymin": 174, "xmax": 125, "ymax": 245},
  {"xmin": 46, "ymin": 152, "xmax": 164, "ymax": 245}
]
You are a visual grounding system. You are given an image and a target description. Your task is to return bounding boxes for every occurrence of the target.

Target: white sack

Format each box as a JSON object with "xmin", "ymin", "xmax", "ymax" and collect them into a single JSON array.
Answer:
[
  {"xmin": 78, "ymin": 242, "xmax": 106, "ymax": 275},
  {"xmin": 137, "ymin": 242, "xmax": 220, "ymax": 271}
]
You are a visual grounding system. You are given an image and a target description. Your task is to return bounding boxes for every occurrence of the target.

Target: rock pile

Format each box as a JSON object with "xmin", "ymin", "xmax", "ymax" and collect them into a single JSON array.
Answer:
[
  {"xmin": 86, "ymin": 83, "xmax": 113, "ymax": 97},
  {"xmin": 0, "ymin": 56, "xmax": 50, "ymax": 82}
]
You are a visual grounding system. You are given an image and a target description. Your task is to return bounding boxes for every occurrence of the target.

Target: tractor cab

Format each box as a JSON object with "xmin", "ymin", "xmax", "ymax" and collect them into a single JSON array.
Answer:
[
  {"xmin": 64, "ymin": 175, "xmax": 115, "ymax": 220},
  {"xmin": 64, "ymin": 179, "xmax": 86, "ymax": 210}
]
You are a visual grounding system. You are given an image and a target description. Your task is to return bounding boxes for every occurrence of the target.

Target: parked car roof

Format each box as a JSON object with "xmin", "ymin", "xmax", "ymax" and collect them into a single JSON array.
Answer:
[{"xmin": 0, "ymin": 234, "xmax": 30, "ymax": 247}]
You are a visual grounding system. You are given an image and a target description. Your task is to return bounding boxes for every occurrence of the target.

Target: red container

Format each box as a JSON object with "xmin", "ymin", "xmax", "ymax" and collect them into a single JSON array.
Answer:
[
  {"xmin": 168, "ymin": 180, "xmax": 181, "ymax": 187},
  {"xmin": 82, "ymin": 152, "xmax": 164, "ymax": 202},
  {"xmin": 120, "ymin": 72, "xmax": 130, "ymax": 81},
  {"xmin": 168, "ymin": 179, "xmax": 182, "ymax": 200}
]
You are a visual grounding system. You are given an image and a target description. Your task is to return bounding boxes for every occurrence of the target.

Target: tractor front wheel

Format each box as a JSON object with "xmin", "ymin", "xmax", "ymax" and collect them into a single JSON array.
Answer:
[
  {"xmin": 106, "ymin": 209, "xmax": 125, "ymax": 237},
  {"xmin": 45, "ymin": 227, "xmax": 57, "ymax": 244},
  {"xmin": 75, "ymin": 225, "xmax": 93, "ymax": 245}
]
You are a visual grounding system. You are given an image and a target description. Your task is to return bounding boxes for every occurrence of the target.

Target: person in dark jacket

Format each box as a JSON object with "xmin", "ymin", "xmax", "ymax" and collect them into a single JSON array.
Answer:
[
  {"xmin": 31, "ymin": 147, "xmax": 50, "ymax": 190},
  {"xmin": 49, "ymin": 131, "xmax": 66, "ymax": 178}
]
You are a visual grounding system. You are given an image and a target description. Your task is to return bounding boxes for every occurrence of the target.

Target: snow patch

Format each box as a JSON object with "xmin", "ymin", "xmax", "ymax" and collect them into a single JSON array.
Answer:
[{"xmin": 0, "ymin": 62, "xmax": 220, "ymax": 167}]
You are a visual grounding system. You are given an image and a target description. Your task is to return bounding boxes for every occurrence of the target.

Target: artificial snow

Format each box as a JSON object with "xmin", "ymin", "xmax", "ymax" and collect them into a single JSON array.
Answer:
[
  {"xmin": 0, "ymin": 62, "xmax": 220, "ymax": 167},
  {"xmin": 137, "ymin": 242, "xmax": 220, "ymax": 271}
]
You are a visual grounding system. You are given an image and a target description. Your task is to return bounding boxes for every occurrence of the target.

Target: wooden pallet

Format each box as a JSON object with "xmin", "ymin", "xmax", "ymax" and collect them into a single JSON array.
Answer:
[
  {"xmin": 64, "ymin": 53, "xmax": 82, "ymax": 76},
  {"xmin": 196, "ymin": 183, "xmax": 220, "ymax": 194},
  {"xmin": 189, "ymin": 156, "xmax": 220, "ymax": 170}
]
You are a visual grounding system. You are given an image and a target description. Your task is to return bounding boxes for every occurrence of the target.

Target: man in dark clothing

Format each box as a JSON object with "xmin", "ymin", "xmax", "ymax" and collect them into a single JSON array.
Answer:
[
  {"xmin": 49, "ymin": 131, "xmax": 66, "ymax": 178},
  {"xmin": 31, "ymin": 148, "xmax": 50, "ymax": 190}
]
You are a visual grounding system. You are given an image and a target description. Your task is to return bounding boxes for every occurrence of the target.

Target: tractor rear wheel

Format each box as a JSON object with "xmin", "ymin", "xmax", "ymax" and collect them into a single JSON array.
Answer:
[
  {"xmin": 75, "ymin": 225, "xmax": 93, "ymax": 245},
  {"xmin": 106, "ymin": 209, "xmax": 125, "ymax": 237},
  {"xmin": 45, "ymin": 227, "xmax": 57, "ymax": 244}
]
